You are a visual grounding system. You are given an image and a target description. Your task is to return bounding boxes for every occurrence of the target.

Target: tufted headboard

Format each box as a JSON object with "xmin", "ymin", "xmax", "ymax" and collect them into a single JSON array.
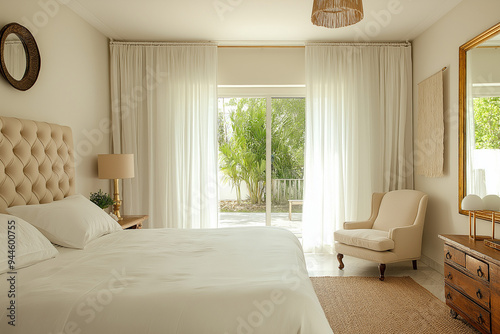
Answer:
[{"xmin": 0, "ymin": 116, "xmax": 75, "ymax": 213}]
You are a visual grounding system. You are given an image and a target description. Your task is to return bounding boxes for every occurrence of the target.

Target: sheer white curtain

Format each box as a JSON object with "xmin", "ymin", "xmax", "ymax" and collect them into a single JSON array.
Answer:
[
  {"xmin": 110, "ymin": 43, "xmax": 218, "ymax": 229},
  {"xmin": 4, "ymin": 40, "xmax": 26, "ymax": 79},
  {"xmin": 303, "ymin": 44, "xmax": 413, "ymax": 253}
]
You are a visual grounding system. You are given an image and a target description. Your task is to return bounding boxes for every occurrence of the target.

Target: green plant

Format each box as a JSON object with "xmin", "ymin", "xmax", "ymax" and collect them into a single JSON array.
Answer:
[
  {"xmin": 474, "ymin": 97, "xmax": 500, "ymax": 149},
  {"xmin": 219, "ymin": 98, "xmax": 267, "ymax": 204},
  {"xmin": 90, "ymin": 189, "xmax": 114, "ymax": 209},
  {"xmin": 218, "ymin": 97, "xmax": 305, "ymax": 204}
]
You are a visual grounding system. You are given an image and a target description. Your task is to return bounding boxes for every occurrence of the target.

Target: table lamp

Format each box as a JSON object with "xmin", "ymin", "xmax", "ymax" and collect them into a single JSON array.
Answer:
[{"xmin": 98, "ymin": 154, "xmax": 135, "ymax": 220}]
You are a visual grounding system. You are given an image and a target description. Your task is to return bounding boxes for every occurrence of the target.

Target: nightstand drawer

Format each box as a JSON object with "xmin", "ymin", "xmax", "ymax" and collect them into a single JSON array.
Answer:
[
  {"xmin": 444, "ymin": 263, "xmax": 490, "ymax": 309},
  {"xmin": 466, "ymin": 255, "xmax": 489, "ymax": 282},
  {"xmin": 445, "ymin": 284, "xmax": 491, "ymax": 333},
  {"xmin": 444, "ymin": 245, "xmax": 466, "ymax": 267}
]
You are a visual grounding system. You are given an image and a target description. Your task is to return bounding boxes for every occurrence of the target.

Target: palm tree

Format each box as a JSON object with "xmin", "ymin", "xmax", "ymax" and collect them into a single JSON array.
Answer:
[
  {"xmin": 219, "ymin": 143, "xmax": 243, "ymax": 203},
  {"xmin": 218, "ymin": 97, "xmax": 305, "ymax": 205}
]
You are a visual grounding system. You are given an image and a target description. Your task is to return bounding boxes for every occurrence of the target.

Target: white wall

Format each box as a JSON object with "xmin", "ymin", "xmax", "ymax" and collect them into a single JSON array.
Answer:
[
  {"xmin": 412, "ymin": 0, "xmax": 500, "ymax": 269},
  {"xmin": 0, "ymin": 1, "xmax": 111, "ymax": 197},
  {"xmin": 469, "ymin": 48, "xmax": 500, "ymax": 97},
  {"xmin": 218, "ymin": 47, "xmax": 305, "ymax": 86},
  {"xmin": 218, "ymin": 171, "xmax": 250, "ymax": 201}
]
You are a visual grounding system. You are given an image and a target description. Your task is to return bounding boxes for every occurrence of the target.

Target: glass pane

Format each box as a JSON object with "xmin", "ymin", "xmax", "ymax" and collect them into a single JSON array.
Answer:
[
  {"xmin": 470, "ymin": 97, "xmax": 500, "ymax": 196},
  {"xmin": 270, "ymin": 98, "xmax": 305, "ymax": 237},
  {"xmin": 466, "ymin": 47, "xmax": 500, "ymax": 197},
  {"xmin": 218, "ymin": 97, "xmax": 267, "ymax": 228}
]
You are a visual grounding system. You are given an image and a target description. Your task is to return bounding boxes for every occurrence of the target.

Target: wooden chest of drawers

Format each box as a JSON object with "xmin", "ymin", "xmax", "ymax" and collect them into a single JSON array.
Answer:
[{"xmin": 440, "ymin": 235, "xmax": 500, "ymax": 334}]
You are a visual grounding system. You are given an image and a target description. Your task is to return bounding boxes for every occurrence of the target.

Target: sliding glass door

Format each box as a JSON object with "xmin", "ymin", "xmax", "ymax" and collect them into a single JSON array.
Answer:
[
  {"xmin": 269, "ymin": 98, "xmax": 305, "ymax": 236},
  {"xmin": 217, "ymin": 97, "xmax": 305, "ymax": 236},
  {"xmin": 218, "ymin": 97, "xmax": 267, "ymax": 227}
]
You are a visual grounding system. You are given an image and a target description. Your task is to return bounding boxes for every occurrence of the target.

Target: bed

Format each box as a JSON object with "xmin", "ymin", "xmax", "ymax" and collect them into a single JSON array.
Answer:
[{"xmin": 0, "ymin": 116, "xmax": 332, "ymax": 334}]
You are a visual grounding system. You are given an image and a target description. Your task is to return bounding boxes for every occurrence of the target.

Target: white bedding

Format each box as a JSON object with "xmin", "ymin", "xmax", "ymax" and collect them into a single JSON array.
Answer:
[{"xmin": 0, "ymin": 227, "xmax": 332, "ymax": 334}]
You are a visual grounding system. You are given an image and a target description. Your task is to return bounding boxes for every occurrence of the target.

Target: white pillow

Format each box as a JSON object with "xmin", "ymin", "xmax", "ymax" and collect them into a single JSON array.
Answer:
[
  {"xmin": 0, "ymin": 214, "xmax": 58, "ymax": 274},
  {"xmin": 6, "ymin": 194, "xmax": 122, "ymax": 249}
]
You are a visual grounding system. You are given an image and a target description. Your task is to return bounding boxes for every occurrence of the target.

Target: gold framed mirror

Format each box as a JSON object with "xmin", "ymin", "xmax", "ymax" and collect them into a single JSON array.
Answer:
[
  {"xmin": 0, "ymin": 23, "xmax": 41, "ymax": 91},
  {"xmin": 459, "ymin": 22, "xmax": 500, "ymax": 221}
]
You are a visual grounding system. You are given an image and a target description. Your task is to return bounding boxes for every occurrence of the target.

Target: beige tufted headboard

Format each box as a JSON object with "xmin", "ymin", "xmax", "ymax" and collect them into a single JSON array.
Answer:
[{"xmin": 0, "ymin": 116, "xmax": 75, "ymax": 213}]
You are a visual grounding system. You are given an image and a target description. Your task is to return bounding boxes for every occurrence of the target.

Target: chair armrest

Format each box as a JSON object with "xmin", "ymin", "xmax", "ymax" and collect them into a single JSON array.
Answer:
[
  {"xmin": 388, "ymin": 225, "xmax": 424, "ymax": 259},
  {"xmin": 342, "ymin": 193, "xmax": 384, "ymax": 230},
  {"xmin": 343, "ymin": 220, "xmax": 374, "ymax": 230}
]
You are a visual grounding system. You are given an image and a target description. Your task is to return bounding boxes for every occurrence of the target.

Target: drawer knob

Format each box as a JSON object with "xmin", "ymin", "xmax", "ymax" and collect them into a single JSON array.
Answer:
[
  {"xmin": 477, "ymin": 266, "xmax": 484, "ymax": 278},
  {"xmin": 445, "ymin": 251, "xmax": 452, "ymax": 260},
  {"xmin": 478, "ymin": 314, "xmax": 485, "ymax": 325},
  {"xmin": 476, "ymin": 289, "xmax": 483, "ymax": 299},
  {"xmin": 446, "ymin": 292, "xmax": 452, "ymax": 300},
  {"xmin": 446, "ymin": 272, "xmax": 453, "ymax": 280}
]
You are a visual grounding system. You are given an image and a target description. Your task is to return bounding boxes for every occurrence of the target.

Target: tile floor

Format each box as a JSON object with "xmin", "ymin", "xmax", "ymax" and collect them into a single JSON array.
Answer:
[
  {"xmin": 305, "ymin": 253, "xmax": 445, "ymax": 302},
  {"xmin": 219, "ymin": 212, "xmax": 303, "ymax": 236}
]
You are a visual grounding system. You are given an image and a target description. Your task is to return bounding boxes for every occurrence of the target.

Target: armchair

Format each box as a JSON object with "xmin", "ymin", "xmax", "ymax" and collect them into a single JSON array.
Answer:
[{"xmin": 334, "ymin": 190, "xmax": 428, "ymax": 281}]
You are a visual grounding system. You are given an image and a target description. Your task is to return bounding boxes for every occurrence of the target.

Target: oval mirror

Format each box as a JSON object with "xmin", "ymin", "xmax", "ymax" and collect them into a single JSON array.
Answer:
[
  {"xmin": 0, "ymin": 23, "xmax": 41, "ymax": 91},
  {"xmin": 459, "ymin": 22, "xmax": 500, "ymax": 221},
  {"xmin": 4, "ymin": 34, "xmax": 26, "ymax": 81}
]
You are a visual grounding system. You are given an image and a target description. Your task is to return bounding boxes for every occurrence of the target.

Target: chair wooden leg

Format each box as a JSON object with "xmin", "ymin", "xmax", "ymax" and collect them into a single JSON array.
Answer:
[
  {"xmin": 412, "ymin": 260, "xmax": 418, "ymax": 270},
  {"xmin": 337, "ymin": 253, "xmax": 344, "ymax": 270},
  {"xmin": 379, "ymin": 263, "xmax": 386, "ymax": 281}
]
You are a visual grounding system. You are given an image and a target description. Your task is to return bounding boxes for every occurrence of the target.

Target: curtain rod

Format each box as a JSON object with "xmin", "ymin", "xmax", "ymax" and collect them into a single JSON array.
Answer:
[
  {"xmin": 306, "ymin": 41, "xmax": 411, "ymax": 47},
  {"xmin": 110, "ymin": 41, "xmax": 410, "ymax": 48},
  {"xmin": 109, "ymin": 41, "xmax": 217, "ymax": 47},
  {"xmin": 226, "ymin": 42, "xmax": 411, "ymax": 48},
  {"xmin": 218, "ymin": 45, "xmax": 305, "ymax": 48}
]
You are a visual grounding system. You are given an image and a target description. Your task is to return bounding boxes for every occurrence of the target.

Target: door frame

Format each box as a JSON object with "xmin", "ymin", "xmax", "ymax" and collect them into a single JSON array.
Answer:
[{"xmin": 218, "ymin": 85, "xmax": 306, "ymax": 226}]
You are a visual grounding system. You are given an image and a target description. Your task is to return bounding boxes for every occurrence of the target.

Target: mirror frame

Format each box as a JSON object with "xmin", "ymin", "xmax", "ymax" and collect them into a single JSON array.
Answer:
[
  {"xmin": 459, "ymin": 22, "xmax": 500, "ymax": 220},
  {"xmin": 0, "ymin": 23, "xmax": 41, "ymax": 91}
]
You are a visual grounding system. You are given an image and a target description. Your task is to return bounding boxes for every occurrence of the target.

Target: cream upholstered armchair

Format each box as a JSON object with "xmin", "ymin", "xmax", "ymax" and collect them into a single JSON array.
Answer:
[{"xmin": 334, "ymin": 190, "xmax": 428, "ymax": 281}]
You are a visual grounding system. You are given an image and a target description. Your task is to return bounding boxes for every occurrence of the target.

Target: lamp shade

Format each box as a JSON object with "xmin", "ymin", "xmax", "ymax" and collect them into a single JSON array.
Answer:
[
  {"xmin": 311, "ymin": 0, "xmax": 364, "ymax": 29},
  {"xmin": 461, "ymin": 194, "xmax": 484, "ymax": 211},
  {"xmin": 98, "ymin": 154, "xmax": 135, "ymax": 179},
  {"xmin": 483, "ymin": 195, "xmax": 500, "ymax": 211}
]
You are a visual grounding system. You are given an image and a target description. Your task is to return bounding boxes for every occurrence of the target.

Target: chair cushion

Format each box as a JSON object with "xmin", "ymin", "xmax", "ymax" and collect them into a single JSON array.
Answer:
[{"xmin": 334, "ymin": 229, "xmax": 395, "ymax": 252}]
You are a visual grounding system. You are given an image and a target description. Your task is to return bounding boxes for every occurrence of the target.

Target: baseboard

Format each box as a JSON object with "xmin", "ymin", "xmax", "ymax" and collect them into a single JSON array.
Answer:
[{"xmin": 420, "ymin": 254, "xmax": 444, "ymax": 274}]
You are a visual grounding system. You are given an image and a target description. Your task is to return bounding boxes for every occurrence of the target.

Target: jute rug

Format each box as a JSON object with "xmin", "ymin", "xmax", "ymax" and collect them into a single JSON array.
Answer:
[{"xmin": 310, "ymin": 276, "xmax": 478, "ymax": 334}]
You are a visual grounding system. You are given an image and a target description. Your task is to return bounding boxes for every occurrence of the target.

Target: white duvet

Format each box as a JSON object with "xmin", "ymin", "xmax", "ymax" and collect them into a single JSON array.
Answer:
[{"xmin": 0, "ymin": 227, "xmax": 332, "ymax": 334}]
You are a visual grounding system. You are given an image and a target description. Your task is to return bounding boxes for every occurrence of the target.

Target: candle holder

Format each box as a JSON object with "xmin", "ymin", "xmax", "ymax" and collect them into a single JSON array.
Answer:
[
  {"xmin": 482, "ymin": 195, "xmax": 500, "ymax": 250},
  {"xmin": 461, "ymin": 194, "xmax": 485, "ymax": 241},
  {"xmin": 483, "ymin": 195, "xmax": 500, "ymax": 240}
]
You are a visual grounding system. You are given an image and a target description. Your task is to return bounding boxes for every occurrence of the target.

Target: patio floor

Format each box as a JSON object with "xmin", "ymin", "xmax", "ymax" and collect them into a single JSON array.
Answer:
[{"xmin": 218, "ymin": 212, "xmax": 303, "ymax": 236}]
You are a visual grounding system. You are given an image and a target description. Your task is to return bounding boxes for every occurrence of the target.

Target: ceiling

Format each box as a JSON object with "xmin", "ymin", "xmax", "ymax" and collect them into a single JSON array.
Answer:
[{"xmin": 65, "ymin": 0, "xmax": 464, "ymax": 44}]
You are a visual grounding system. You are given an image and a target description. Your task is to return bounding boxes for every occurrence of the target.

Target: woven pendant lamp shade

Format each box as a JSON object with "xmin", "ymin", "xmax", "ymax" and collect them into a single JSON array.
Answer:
[{"xmin": 311, "ymin": 0, "xmax": 364, "ymax": 28}]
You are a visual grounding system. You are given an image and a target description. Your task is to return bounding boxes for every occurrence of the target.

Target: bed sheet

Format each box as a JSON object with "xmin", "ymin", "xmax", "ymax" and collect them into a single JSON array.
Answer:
[{"xmin": 0, "ymin": 227, "xmax": 332, "ymax": 334}]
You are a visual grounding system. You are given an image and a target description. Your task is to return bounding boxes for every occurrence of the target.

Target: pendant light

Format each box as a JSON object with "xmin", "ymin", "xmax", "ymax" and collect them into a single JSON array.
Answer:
[{"xmin": 311, "ymin": 0, "xmax": 364, "ymax": 28}]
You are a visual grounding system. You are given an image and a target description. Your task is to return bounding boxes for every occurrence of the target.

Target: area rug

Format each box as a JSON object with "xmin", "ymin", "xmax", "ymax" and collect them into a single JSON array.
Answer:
[{"xmin": 310, "ymin": 276, "xmax": 478, "ymax": 334}]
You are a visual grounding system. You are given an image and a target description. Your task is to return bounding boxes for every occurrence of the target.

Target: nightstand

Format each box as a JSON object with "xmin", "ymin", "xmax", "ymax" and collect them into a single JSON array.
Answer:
[{"xmin": 118, "ymin": 215, "xmax": 148, "ymax": 229}]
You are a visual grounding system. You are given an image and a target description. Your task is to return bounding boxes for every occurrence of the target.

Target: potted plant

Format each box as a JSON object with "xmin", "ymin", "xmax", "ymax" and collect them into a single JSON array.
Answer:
[{"xmin": 90, "ymin": 189, "xmax": 114, "ymax": 210}]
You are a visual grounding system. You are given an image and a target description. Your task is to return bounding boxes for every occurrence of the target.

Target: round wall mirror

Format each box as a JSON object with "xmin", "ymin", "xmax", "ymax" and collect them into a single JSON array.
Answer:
[{"xmin": 0, "ymin": 23, "xmax": 41, "ymax": 91}]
